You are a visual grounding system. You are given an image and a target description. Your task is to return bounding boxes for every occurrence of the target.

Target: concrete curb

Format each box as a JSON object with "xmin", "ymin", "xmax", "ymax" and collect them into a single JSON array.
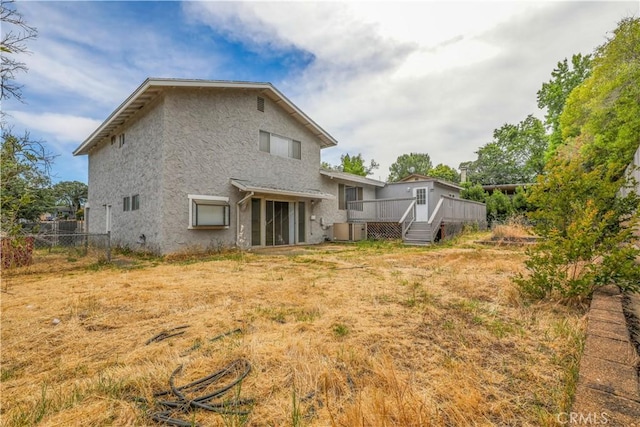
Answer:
[{"xmin": 571, "ymin": 285, "xmax": 640, "ymax": 426}]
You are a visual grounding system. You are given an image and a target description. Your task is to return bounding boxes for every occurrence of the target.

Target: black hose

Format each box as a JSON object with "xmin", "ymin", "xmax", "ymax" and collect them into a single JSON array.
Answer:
[
  {"xmin": 145, "ymin": 325, "xmax": 190, "ymax": 345},
  {"xmin": 149, "ymin": 359, "xmax": 253, "ymax": 425}
]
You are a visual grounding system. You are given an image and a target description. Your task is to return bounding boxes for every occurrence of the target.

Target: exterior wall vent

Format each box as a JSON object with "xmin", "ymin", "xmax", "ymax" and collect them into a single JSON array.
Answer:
[{"xmin": 257, "ymin": 96, "xmax": 265, "ymax": 112}]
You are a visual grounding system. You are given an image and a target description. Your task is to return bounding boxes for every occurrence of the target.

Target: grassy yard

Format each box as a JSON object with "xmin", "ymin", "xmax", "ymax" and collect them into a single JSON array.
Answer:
[{"xmin": 0, "ymin": 234, "xmax": 585, "ymax": 426}]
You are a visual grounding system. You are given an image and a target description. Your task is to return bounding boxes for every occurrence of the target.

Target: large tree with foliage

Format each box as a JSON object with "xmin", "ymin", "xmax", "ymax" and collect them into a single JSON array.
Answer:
[
  {"xmin": 459, "ymin": 182, "xmax": 487, "ymax": 203},
  {"xmin": 1, "ymin": 128, "xmax": 54, "ymax": 233},
  {"xmin": 0, "ymin": 1, "xmax": 48, "ymax": 236},
  {"xmin": 461, "ymin": 115, "xmax": 548, "ymax": 185},
  {"xmin": 388, "ymin": 153, "xmax": 433, "ymax": 182},
  {"xmin": 517, "ymin": 17, "xmax": 640, "ymax": 300},
  {"xmin": 428, "ymin": 163, "xmax": 460, "ymax": 183},
  {"xmin": 341, "ymin": 153, "xmax": 379, "ymax": 176},
  {"xmin": 322, "ymin": 153, "xmax": 379, "ymax": 177},
  {"xmin": 52, "ymin": 181, "xmax": 88, "ymax": 219},
  {"xmin": 537, "ymin": 54, "xmax": 592, "ymax": 158}
]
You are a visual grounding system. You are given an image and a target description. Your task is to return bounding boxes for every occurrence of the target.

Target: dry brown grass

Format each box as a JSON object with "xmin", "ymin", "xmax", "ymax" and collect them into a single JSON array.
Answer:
[
  {"xmin": 490, "ymin": 216, "xmax": 537, "ymax": 243},
  {"xmin": 1, "ymin": 234, "xmax": 585, "ymax": 426}
]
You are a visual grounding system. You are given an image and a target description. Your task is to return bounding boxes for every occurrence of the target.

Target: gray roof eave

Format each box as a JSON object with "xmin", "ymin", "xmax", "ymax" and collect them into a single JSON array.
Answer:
[{"xmin": 73, "ymin": 78, "xmax": 338, "ymax": 156}]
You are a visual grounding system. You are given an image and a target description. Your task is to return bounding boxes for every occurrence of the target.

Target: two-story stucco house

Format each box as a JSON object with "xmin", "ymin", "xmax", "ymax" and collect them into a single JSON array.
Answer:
[
  {"xmin": 73, "ymin": 78, "xmax": 385, "ymax": 254},
  {"xmin": 75, "ymin": 78, "xmax": 486, "ymax": 254}
]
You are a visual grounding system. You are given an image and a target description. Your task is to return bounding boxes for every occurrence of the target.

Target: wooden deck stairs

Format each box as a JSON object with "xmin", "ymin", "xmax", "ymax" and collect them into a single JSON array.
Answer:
[{"xmin": 403, "ymin": 221, "xmax": 432, "ymax": 245}]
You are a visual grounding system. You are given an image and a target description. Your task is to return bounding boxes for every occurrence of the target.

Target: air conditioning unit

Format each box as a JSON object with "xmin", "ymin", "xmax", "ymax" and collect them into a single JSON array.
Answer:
[
  {"xmin": 333, "ymin": 223, "xmax": 350, "ymax": 241},
  {"xmin": 332, "ymin": 223, "xmax": 366, "ymax": 241},
  {"xmin": 350, "ymin": 223, "xmax": 366, "ymax": 241}
]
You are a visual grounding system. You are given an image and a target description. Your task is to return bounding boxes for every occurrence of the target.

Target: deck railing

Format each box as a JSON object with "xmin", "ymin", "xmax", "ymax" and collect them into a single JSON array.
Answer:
[
  {"xmin": 346, "ymin": 197, "xmax": 415, "ymax": 222},
  {"xmin": 347, "ymin": 196, "xmax": 485, "ymax": 224},
  {"xmin": 399, "ymin": 200, "xmax": 417, "ymax": 238},
  {"xmin": 427, "ymin": 196, "xmax": 487, "ymax": 241}
]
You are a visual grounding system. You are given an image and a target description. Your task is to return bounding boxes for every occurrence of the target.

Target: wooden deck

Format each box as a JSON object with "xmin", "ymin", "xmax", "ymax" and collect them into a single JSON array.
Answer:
[{"xmin": 347, "ymin": 196, "xmax": 487, "ymax": 244}]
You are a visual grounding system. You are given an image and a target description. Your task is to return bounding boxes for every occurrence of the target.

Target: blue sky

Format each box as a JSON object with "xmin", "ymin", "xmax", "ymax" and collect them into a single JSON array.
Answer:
[{"xmin": 3, "ymin": 0, "xmax": 638, "ymax": 183}]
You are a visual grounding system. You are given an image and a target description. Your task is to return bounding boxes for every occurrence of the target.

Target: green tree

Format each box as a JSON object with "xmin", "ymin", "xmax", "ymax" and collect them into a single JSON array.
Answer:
[
  {"xmin": 462, "ymin": 115, "xmax": 548, "ymax": 185},
  {"xmin": 1, "ymin": 127, "xmax": 55, "ymax": 233},
  {"xmin": 561, "ymin": 17, "xmax": 640, "ymax": 171},
  {"xmin": 340, "ymin": 153, "xmax": 379, "ymax": 176},
  {"xmin": 485, "ymin": 189, "xmax": 513, "ymax": 225},
  {"xmin": 388, "ymin": 153, "xmax": 432, "ymax": 182},
  {"xmin": 517, "ymin": 17, "xmax": 640, "ymax": 300},
  {"xmin": 52, "ymin": 181, "xmax": 88, "ymax": 219},
  {"xmin": 428, "ymin": 163, "xmax": 460, "ymax": 183},
  {"xmin": 537, "ymin": 54, "xmax": 592, "ymax": 158},
  {"xmin": 459, "ymin": 182, "xmax": 487, "ymax": 203},
  {"xmin": 511, "ymin": 185, "xmax": 532, "ymax": 214},
  {"xmin": 320, "ymin": 161, "xmax": 336, "ymax": 171}
]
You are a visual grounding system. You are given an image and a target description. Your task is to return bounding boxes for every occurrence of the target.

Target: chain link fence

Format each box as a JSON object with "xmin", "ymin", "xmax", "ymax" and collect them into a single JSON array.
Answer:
[
  {"xmin": 28, "ymin": 232, "xmax": 111, "ymax": 261},
  {"xmin": 1, "ymin": 230, "xmax": 111, "ymax": 269}
]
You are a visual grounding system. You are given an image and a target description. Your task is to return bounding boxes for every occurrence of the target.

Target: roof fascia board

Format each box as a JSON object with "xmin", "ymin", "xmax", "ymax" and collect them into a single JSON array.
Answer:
[
  {"xmin": 231, "ymin": 180, "xmax": 335, "ymax": 200},
  {"xmin": 319, "ymin": 170, "xmax": 386, "ymax": 187},
  {"xmin": 73, "ymin": 78, "xmax": 154, "ymax": 155}
]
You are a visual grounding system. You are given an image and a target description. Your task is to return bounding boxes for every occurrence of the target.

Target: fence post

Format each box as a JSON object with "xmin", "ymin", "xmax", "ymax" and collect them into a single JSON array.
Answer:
[{"xmin": 106, "ymin": 231, "xmax": 111, "ymax": 262}]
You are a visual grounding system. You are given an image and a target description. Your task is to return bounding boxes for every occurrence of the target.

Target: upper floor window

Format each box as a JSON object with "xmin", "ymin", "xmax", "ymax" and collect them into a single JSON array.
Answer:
[
  {"xmin": 259, "ymin": 131, "xmax": 301, "ymax": 160},
  {"xmin": 257, "ymin": 96, "xmax": 265, "ymax": 112},
  {"xmin": 118, "ymin": 133, "xmax": 126, "ymax": 148},
  {"xmin": 132, "ymin": 194, "xmax": 140, "ymax": 210},
  {"xmin": 123, "ymin": 196, "xmax": 130, "ymax": 212}
]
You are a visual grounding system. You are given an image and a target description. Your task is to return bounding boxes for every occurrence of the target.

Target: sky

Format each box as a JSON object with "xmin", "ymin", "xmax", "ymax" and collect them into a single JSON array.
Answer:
[{"xmin": 3, "ymin": 0, "xmax": 639, "ymax": 183}]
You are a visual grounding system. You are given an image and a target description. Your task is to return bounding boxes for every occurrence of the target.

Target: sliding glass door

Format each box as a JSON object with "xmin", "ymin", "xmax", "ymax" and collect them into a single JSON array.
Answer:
[
  {"xmin": 266, "ymin": 201, "xmax": 290, "ymax": 246},
  {"xmin": 252, "ymin": 199, "xmax": 306, "ymax": 246}
]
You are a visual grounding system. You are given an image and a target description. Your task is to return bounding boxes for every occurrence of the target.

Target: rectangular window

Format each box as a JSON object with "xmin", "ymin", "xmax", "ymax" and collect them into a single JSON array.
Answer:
[
  {"xmin": 257, "ymin": 96, "xmax": 265, "ymax": 112},
  {"xmin": 416, "ymin": 188, "xmax": 426, "ymax": 205},
  {"xmin": 290, "ymin": 140, "xmax": 301, "ymax": 159},
  {"xmin": 258, "ymin": 130, "xmax": 301, "ymax": 160},
  {"xmin": 259, "ymin": 130, "xmax": 270, "ymax": 152},
  {"xmin": 132, "ymin": 194, "xmax": 140, "ymax": 210},
  {"xmin": 118, "ymin": 133, "xmax": 126, "ymax": 148},
  {"xmin": 123, "ymin": 196, "xmax": 130, "ymax": 212},
  {"xmin": 188, "ymin": 195, "xmax": 230, "ymax": 228}
]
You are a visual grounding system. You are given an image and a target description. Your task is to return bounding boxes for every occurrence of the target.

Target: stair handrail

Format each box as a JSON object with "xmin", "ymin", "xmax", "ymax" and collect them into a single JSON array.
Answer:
[
  {"xmin": 399, "ymin": 199, "xmax": 416, "ymax": 238},
  {"xmin": 427, "ymin": 197, "xmax": 446, "ymax": 242}
]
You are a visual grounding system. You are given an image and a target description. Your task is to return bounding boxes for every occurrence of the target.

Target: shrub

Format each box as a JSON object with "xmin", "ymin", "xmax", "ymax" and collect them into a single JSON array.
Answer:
[{"xmin": 1, "ymin": 237, "xmax": 34, "ymax": 269}]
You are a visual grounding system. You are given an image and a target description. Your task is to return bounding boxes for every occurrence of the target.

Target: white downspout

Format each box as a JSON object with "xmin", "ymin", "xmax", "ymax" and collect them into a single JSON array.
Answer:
[{"xmin": 236, "ymin": 191, "xmax": 254, "ymax": 248}]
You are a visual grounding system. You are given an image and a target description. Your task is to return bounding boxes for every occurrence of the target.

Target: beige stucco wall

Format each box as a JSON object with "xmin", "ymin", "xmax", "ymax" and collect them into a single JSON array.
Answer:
[
  {"xmin": 87, "ymin": 96, "xmax": 166, "ymax": 252},
  {"xmin": 86, "ymin": 86, "xmax": 380, "ymax": 254}
]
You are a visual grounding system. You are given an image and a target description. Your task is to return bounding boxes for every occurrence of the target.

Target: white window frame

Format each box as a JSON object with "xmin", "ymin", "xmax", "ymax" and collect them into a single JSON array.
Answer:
[{"xmin": 188, "ymin": 195, "xmax": 230, "ymax": 229}]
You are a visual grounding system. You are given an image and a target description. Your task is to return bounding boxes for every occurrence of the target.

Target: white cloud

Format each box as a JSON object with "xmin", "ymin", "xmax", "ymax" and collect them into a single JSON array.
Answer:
[
  {"xmin": 8, "ymin": 0, "xmax": 637, "ymax": 185},
  {"xmin": 185, "ymin": 1, "xmax": 637, "ymax": 180},
  {"xmin": 8, "ymin": 111, "xmax": 102, "ymax": 143},
  {"xmin": 15, "ymin": 2, "xmax": 223, "ymax": 114}
]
